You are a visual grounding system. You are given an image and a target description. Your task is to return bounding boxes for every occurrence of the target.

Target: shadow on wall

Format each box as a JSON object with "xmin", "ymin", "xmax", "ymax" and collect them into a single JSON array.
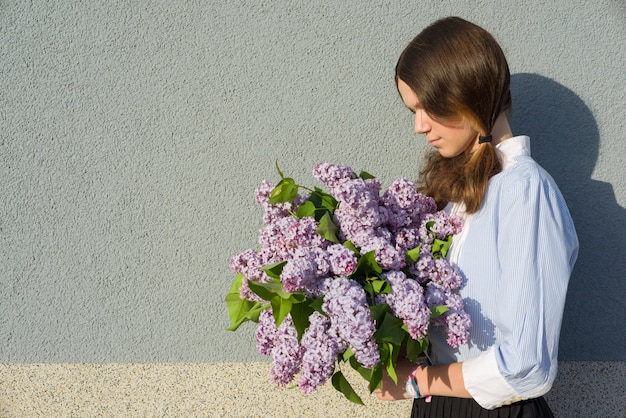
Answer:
[{"xmin": 510, "ymin": 73, "xmax": 626, "ymax": 361}]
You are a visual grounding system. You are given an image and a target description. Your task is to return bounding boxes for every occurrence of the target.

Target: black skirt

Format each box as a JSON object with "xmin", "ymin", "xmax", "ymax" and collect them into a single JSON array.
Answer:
[{"xmin": 411, "ymin": 396, "xmax": 554, "ymax": 418}]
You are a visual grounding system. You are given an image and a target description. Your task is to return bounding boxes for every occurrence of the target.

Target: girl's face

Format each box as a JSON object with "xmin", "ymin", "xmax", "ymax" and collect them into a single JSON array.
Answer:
[{"xmin": 397, "ymin": 79, "xmax": 479, "ymax": 158}]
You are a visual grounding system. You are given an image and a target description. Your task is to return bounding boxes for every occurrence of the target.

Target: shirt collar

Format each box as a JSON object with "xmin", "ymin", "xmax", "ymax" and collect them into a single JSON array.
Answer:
[{"xmin": 496, "ymin": 135, "xmax": 531, "ymax": 170}]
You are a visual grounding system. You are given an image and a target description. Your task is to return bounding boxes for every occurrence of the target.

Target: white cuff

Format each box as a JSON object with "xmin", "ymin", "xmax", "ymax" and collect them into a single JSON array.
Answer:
[{"xmin": 462, "ymin": 347, "xmax": 523, "ymax": 410}]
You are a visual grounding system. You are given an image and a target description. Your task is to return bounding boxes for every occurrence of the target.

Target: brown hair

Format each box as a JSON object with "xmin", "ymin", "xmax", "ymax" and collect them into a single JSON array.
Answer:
[{"xmin": 395, "ymin": 17, "xmax": 511, "ymax": 213}]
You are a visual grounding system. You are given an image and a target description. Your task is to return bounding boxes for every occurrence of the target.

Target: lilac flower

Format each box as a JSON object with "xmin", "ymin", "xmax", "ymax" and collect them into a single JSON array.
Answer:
[
  {"xmin": 327, "ymin": 244, "xmax": 358, "ymax": 276},
  {"xmin": 409, "ymin": 250, "xmax": 436, "ymax": 284},
  {"xmin": 256, "ymin": 310, "xmax": 303, "ymax": 387},
  {"xmin": 360, "ymin": 236, "xmax": 405, "ymax": 270},
  {"xmin": 434, "ymin": 258, "xmax": 463, "ymax": 290},
  {"xmin": 445, "ymin": 311, "xmax": 472, "ymax": 348},
  {"xmin": 270, "ymin": 334, "xmax": 303, "ymax": 387},
  {"xmin": 281, "ymin": 253, "xmax": 318, "ymax": 293},
  {"xmin": 394, "ymin": 226, "xmax": 421, "ymax": 254},
  {"xmin": 229, "ymin": 248, "xmax": 261, "ymax": 278},
  {"xmin": 420, "ymin": 211, "xmax": 463, "ymax": 243},
  {"xmin": 255, "ymin": 310, "xmax": 278, "ymax": 356},
  {"xmin": 255, "ymin": 180, "xmax": 309, "ymax": 224},
  {"xmin": 381, "ymin": 177, "xmax": 437, "ymax": 230},
  {"xmin": 281, "ymin": 247, "xmax": 329, "ymax": 292},
  {"xmin": 299, "ymin": 312, "xmax": 344, "ymax": 394},
  {"xmin": 424, "ymin": 281, "xmax": 446, "ymax": 308},
  {"xmin": 424, "ymin": 280, "xmax": 471, "ymax": 347},
  {"xmin": 312, "ymin": 163, "xmax": 356, "ymax": 189},
  {"xmin": 259, "ymin": 216, "xmax": 328, "ymax": 262},
  {"xmin": 382, "ymin": 271, "xmax": 431, "ymax": 340},
  {"xmin": 445, "ymin": 290, "xmax": 465, "ymax": 312},
  {"xmin": 322, "ymin": 277, "xmax": 380, "ymax": 368},
  {"xmin": 229, "ymin": 249, "xmax": 271, "ymax": 302},
  {"xmin": 382, "ymin": 177, "xmax": 419, "ymax": 210},
  {"xmin": 333, "ymin": 208, "xmax": 377, "ymax": 246}
]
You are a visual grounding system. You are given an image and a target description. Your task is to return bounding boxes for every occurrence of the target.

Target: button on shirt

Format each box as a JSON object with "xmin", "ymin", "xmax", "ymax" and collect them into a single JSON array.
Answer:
[{"xmin": 428, "ymin": 135, "xmax": 579, "ymax": 409}]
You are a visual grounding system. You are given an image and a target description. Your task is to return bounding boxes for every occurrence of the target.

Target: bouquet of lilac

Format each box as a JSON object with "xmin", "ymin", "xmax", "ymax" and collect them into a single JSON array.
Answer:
[{"xmin": 226, "ymin": 163, "xmax": 470, "ymax": 404}]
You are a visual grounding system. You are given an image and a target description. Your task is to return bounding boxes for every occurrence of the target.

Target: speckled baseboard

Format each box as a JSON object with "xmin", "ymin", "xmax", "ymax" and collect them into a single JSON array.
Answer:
[
  {"xmin": 0, "ymin": 362, "xmax": 623, "ymax": 417},
  {"xmin": 0, "ymin": 363, "xmax": 411, "ymax": 417}
]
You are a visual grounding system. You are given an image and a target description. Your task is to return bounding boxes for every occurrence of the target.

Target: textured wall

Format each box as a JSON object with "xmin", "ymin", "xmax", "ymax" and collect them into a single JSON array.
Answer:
[{"xmin": 1, "ymin": 0, "xmax": 625, "ymax": 415}]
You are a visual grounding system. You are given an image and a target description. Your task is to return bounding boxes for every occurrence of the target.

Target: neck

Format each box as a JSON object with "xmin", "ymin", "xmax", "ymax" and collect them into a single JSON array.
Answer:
[{"xmin": 490, "ymin": 112, "xmax": 513, "ymax": 147}]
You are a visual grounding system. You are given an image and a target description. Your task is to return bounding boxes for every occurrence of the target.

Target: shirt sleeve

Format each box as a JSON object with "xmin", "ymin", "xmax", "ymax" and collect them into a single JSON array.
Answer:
[{"xmin": 462, "ymin": 166, "xmax": 578, "ymax": 409}]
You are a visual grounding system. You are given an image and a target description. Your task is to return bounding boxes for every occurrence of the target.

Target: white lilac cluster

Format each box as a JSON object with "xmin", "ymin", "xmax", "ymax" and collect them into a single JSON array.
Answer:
[{"xmin": 229, "ymin": 163, "xmax": 470, "ymax": 393}]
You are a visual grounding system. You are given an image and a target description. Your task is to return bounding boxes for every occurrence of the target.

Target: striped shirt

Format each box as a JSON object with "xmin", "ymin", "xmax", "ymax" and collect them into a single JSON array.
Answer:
[{"xmin": 429, "ymin": 135, "xmax": 579, "ymax": 409}]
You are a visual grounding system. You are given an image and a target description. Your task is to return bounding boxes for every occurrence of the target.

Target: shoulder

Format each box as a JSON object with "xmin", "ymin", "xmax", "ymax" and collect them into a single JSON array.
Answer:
[
  {"xmin": 492, "ymin": 155, "xmax": 560, "ymax": 195},
  {"xmin": 484, "ymin": 156, "xmax": 572, "ymax": 219}
]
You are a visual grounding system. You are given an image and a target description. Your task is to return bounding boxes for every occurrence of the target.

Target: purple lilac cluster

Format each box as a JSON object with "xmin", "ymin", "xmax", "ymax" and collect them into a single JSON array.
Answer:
[
  {"xmin": 298, "ymin": 312, "xmax": 343, "ymax": 394},
  {"xmin": 315, "ymin": 168, "xmax": 437, "ymax": 270},
  {"xmin": 255, "ymin": 277, "xmax": 380, "ymax": 393},
  {"xmin": 230, "ymin": 180, "xmax": 326, "ymax": 300},
  {"xmin": 231, "ymin": 162, "xmax": 471, "ymax": 394},
  {"xmin": 256, "ymin": 310, "xmax": 303, "ymax": 386},
  {"xmin": 380, "ymin": 270, "xmax": 430, "ymax": 340},
  {"xmin": 320, "ymin": 277, "xmax": 379, "ymax": 368}
]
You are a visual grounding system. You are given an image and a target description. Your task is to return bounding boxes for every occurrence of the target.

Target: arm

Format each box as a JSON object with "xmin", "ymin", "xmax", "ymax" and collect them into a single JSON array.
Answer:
[
  {"xmin": 462, "ymin": 169, "xmax": 578, "ymax": 408},
  {"xmin": 374, "ymin": 358, "xmax": 471, "ymax": 401}
]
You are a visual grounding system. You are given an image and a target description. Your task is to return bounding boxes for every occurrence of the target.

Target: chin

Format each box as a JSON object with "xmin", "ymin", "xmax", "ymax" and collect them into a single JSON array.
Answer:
[{"xmin": 437, "ymin": 150, "xmax": 457, "ymax": 158}]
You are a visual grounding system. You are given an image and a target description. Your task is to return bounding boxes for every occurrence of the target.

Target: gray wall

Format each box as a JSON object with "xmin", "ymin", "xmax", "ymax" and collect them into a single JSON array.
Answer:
[{"xmin": 1, "ymin": 0, "xmax": 624, "ymax": 371}]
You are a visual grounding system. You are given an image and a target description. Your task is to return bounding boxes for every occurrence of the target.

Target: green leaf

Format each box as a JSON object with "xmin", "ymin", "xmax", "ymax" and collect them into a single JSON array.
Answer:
[
  {"xmin": 384, "ymin": 342, "xmax": 398, "ymax": 384},
  {"xmin": 371, "ymin": 279, "xmax": 389, "ymax": 294},
  {"xmin": 311, "ymin": 187, "xmax": 338, "ymax": 212},
  {"xmin": 228, "ymin": 273, "xmax": 245, "ymax": 294},
  {"xmin": 225, "ymin": 293, "xmax": 264, "ymax": 331},
  {"xmin": 359, "ymin": 170, "xmax": 376, "ymax": 180},
  {"xmin": 309, "ymin": 296, "xmax": 325, "ymax": 314},
  {"xmin": 296, "ymin": 201, "xmax": 316, "ymax": 218},
  {"xmin": 269, "ymin": 177, "xmax": 298, "ymax": 204},
  {"xmin": 369, "ymin": 303, "xmax": 391, "ymax": 322},
  {"xmin": 316, "ymin": 211, "xmax": 340, "ymax": 243},
  {"xmin": 248, "ymin": 278, "xmax": 294, "ymax": 301},
  {"xmin": 342, "ymin": 348, "xmax": 355, "ymax": 362},
  {"xmin": 363, "ymin": 278, "xmax": 390, "ymax": 297},
  {"xmin": 271, "ymin": 296, "xmax": 292, "ymax": 327},
  {"xmin": 405, "ymin": 245, "xmax": 422, "ymax": 264},
  {"xmin": 243, "ymin": 303, "xmax": 267, "ymax": 322},
  {"xmin": 430, "ymin": 305, "xmax": 449, "ymax": 319},
  {"xmin": 331, "ymin": 371, "xmax": 364, "ymax": 405},
  {"xmin": 225, "ymin": 274, "xmax": 268, "ymax": 330},
  {"xmin": 373, "ymin": 312, "xmax": 407, "ymax": 345},
  {"xmin": 378, "ymin": 340, "xmax": 390, "ymax": 363},
  {"xmin": 260, "ymin": 261, "xmax": 287, "ymax": 280},
  {"xmin": 440, "ymin": 236, "xmax": 453, "ymax": 258},
  {"xmin": 290, "ymin": 300, "xmax": 313, "ymax": 341},
  {"xmin": 406, "ymin": 337, "xmax": 429, "ymax": 362},
  {"xmin": 349, "ymin": 356, "xmax": 372, "ymax": 382},
  {"xmin": 350, "ymin": 250, "xmax": 382, "ymax": 280},
  {"xmin": 343, "ymin": 240, "xmax": 358, "ymax": 254},
  {"xmin": 368, "ymin": 364, "xmax": 383, "ymax": 392}
]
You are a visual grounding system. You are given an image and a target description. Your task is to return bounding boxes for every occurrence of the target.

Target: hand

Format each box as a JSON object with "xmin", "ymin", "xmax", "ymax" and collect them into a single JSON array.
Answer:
[{"xmin": 373, "ymin": 358, "xmax": 416, "ymax": 401}]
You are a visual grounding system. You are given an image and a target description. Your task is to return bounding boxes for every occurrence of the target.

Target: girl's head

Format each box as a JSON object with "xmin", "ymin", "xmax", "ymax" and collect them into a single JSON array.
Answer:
[
  {"xmin": 396, "ymin": 17, "xmax": 511, "ymax": 213},
  {"xmin": 395, "ymin": 16, "xmax": 511, "ymax": 139}
]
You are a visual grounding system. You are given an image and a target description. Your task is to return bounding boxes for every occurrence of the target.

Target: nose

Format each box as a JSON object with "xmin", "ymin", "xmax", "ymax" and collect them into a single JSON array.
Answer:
[{"xmin": 414, "ymin": 109, "xmax": 431, "ymax": 134}]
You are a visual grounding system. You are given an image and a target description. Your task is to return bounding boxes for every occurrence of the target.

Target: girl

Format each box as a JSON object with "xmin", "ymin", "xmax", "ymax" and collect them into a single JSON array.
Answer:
[{"xmin": 375, "ymin": 17, "xmax": 579, "ymax": 418}]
